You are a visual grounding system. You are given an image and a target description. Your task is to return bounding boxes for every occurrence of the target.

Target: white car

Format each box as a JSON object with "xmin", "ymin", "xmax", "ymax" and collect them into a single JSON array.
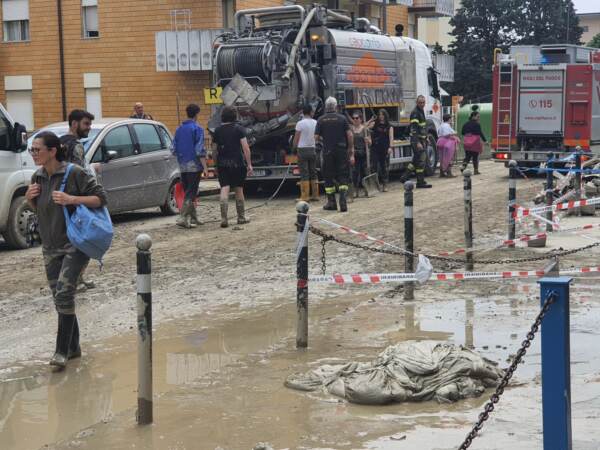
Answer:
[{"xmin": 0, "ymin": 103, "xmax": 34, "ymax": 249}]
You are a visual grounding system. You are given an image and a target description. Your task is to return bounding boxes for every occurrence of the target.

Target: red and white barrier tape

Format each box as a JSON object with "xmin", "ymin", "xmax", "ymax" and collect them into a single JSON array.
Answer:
[
  {"xmin": 309, "ymin": 266, "xmax": 600, "ymax": 285},
  {"xmin": 513, "ymin": 196, "xmax": 600, "ymax": 218},
  {"xmin": 310, "ymin": 216, "xmax": 406, "ymax": 251},
  {"xmin": 437, "ymin": 232, "xmax": 548, "ymax": 256}
]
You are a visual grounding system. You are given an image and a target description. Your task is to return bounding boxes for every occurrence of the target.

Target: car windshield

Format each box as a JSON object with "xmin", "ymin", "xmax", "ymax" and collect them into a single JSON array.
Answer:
[{"xmin": 27, "ymin": 127, "xmax": 101, "ymax": 154}]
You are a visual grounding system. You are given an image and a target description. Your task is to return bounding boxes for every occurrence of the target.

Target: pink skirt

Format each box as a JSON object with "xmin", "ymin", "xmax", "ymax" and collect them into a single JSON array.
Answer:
[{"xmin": 437, "ymin": 136, "xmax": 458, "ymax": 172}]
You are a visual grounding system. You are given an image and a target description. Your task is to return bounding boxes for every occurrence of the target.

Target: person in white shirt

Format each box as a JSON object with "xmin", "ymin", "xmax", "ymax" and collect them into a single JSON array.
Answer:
[
  {"xmin": 292, "ymin": 104, "xmax": 319, "ymax": 201},
  {"xmin": 437, "ymin": 114, "xmax": 460, "ymax": 177}
]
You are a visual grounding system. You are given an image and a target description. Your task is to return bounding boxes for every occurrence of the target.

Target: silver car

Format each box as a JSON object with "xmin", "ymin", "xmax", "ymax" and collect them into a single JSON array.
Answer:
[{"xmin": 28, "ymin": 118, "xmax": 180, "ymax": 215}]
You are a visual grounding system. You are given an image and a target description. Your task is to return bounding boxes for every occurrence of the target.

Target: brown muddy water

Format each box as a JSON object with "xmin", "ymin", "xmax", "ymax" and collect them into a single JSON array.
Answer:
[{"xmin": 2, "ymin": 281, "xmax": 600, "ymax": 450}]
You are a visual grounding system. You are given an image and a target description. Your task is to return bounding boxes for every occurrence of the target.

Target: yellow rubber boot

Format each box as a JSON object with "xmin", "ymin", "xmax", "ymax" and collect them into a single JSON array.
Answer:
[
  {"xmin": 296, "ymin": 180, "xmax": 310, "ymax": 202},
  {"xmin": 309, "ymin": 179, "xmax": 320, "ymax": 201}
]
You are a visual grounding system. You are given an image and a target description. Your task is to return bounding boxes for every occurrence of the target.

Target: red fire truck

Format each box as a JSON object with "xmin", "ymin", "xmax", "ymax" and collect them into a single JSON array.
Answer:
[{"xmin": 491, "ymin": 44, "xmax": 600, "ymax": 165}]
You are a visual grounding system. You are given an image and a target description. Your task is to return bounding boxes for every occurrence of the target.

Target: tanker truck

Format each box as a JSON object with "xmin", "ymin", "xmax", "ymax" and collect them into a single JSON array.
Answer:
[{"xmin": 207, "ymin": 4, "xmax": 444, "ymax": 182}]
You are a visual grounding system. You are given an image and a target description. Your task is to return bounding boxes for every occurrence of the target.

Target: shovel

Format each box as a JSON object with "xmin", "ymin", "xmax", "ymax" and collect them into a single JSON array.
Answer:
[
  {"xmin": 362, "ymin": 173, "xmax": 379, "ymax": 197},
  {"xmin": 362, "ymin": 139, "xmax": 379, "ymax": 197}
]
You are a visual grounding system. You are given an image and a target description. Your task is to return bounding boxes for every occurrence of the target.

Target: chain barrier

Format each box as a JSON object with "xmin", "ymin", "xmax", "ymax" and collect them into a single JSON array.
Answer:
[
  {"xmin": 457, "ymin": 290, "xmax": 557, "ymax": 450},
  {"xmin": 309, "ymin": 225, "xmax": 600, "ymax": 266}
]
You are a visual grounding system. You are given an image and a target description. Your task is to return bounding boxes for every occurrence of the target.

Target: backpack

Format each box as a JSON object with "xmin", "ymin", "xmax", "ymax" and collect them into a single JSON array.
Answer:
[{"xmin": 60, "ymin": 164, "xmax": 113, "ymax": 266}]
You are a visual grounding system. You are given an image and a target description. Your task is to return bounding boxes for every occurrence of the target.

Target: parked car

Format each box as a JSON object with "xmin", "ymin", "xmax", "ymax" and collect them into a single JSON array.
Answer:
[
  {"xmin": 0, "ymin": 117, "xmax": 180, "ymax": 250},
  {"xmin": 27, "ymin": 118, "xmax": 181, "ymax": 217},
  {"xmin": 0, "ymin": 103, "xmax": 34, "ymax": 249}
]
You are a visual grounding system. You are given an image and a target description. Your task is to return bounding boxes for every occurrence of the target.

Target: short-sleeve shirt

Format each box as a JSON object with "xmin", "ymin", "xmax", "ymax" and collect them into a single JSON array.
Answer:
[
  {"xmin": 315, "ymin": 113, "xmax": 349, "ymax": 152},
  {"xmin": 213, "ymin": 123, "xmax": 247, "ymax": 167},
  {"xmin": 295, "ymin": 117, "xmax": 317, "ymax": 148},
  {"xmin": 438, "ymin": 123, "xmax": 456, "ymax": 137}
]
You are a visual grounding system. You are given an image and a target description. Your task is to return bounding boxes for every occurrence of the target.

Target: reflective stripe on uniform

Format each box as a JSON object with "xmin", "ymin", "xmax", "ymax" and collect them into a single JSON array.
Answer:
[
  {"xmin": 325, "ymin": 186, "xmax": 336, "ymax": 194},
  {"xmin": 338, "ymin": 185, "xmax": 349, "ymax": 192}
]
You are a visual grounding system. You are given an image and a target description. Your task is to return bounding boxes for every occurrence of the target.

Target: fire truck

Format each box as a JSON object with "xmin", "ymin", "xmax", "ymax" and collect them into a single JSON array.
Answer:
[{"xmin": 491, "ymin": 44, "xmax": 600, "ymax": 165}]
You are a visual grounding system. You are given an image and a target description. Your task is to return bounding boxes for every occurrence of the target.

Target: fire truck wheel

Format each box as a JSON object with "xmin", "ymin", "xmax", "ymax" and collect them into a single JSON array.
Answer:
[{"xmin": 424, "ymin": 133, "xmax": 438, "ymax": 177}]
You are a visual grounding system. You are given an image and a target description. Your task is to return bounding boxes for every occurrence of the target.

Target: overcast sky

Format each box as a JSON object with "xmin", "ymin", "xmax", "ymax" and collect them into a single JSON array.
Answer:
[{"xmin": 573, "ymin": 0, "xmax": 598, "ymax": 14}]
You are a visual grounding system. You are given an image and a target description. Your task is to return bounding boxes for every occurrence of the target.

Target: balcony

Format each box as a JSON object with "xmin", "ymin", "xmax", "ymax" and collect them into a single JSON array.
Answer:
[
  {"xmin": 432, "ymin": 53, "xmax": 454, "ymax": 82},
  {"xmin": 408, "ymin": 0, "xmax": 454, "ymax": 17},
  {"xmin": 155, "ymin": 29, "xmax": 223, "ymax": 72}
]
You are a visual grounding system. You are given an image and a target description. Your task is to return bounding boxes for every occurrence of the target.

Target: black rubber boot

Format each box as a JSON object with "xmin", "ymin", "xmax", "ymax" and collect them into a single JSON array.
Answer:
[
  {"xmin": 339, "ymin": 190, "xmax": 348, "ymax": 212},
  {"xmin": 416, "ymin": 173, "xmax": 432, "ymax": 189},
  {"xmin": 323, "ymin": 194, "xmax": 337, "ymax": 211},
  {"xmin": 50, "ymin": 313, "xmax": 75, "ymax": 369},
  {"xmin": 69, "ymin": 315, "xmax": 81, "ymax": 360}
]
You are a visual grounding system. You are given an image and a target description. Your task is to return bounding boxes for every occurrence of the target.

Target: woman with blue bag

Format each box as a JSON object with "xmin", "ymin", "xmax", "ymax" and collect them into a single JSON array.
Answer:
[{"xmin": 25, "ymin": 131, "xmax": 108, "ymax": 370}]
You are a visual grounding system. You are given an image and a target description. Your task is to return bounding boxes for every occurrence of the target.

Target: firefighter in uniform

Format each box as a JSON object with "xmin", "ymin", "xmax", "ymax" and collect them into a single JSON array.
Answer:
[
  {"xmin": 315, "ymin": 97, "xmax": 355, "ymax": 212},
  {"xmin": 403, "ymin": 95, "xmax": 432, "ymax": 188}
]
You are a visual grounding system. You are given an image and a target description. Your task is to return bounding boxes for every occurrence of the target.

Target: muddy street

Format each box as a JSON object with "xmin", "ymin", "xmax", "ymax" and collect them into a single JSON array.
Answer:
[{"xmin": 1, "ymin": 161, "xmax": 600, "ymax": 450}]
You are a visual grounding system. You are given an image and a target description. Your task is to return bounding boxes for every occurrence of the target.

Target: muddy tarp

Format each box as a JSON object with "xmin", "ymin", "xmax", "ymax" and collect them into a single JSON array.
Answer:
[{"xmin": 285, "ymin": 342, "xmax": 504, "ymax": 405}]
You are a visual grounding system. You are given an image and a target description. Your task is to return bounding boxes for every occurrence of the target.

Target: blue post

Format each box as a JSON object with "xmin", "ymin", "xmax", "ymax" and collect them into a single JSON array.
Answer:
[{"xmin": 538, "ymin": 277, "xmax": 573, "ymax": 450}]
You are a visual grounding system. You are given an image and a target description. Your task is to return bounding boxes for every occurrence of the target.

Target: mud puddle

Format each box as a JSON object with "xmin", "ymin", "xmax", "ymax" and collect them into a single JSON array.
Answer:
[{"xmin": 3, "ymin": 285, "xmax": 600, "ymax": 450}]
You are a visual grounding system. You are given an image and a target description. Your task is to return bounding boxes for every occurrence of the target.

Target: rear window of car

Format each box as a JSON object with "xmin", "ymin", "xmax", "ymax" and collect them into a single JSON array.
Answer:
[{"xmin": 27, "ymin": 127, "xmax": 101, "ymax": 153}]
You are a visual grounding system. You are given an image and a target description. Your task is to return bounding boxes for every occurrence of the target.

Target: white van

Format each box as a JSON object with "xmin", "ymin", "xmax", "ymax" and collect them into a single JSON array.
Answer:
[{"xmin": 0, "ymin": 103, "xmax": 36, "ymax": 249}]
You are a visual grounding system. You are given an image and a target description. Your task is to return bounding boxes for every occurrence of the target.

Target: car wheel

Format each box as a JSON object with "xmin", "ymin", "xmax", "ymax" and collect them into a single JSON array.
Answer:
[
  {"xmin": 160, "ymin": 181, "xmax": 180, "ymax": 216},
  {"xmin": 3, "ymin": 196, "xmax": 35, "ymax": 249},
  {"xmin": 424, "ymin": 133, "xmax": 438, "ymax": 176}
]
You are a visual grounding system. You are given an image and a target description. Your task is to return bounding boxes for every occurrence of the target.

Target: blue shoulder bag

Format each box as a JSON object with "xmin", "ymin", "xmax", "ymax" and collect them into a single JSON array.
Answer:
[{"xmin": 60, "ymin": 164, "xmax": 113, "ymax": 266}]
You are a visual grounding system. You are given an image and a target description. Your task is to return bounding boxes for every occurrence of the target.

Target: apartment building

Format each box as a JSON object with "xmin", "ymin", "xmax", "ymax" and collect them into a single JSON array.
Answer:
[
  {"xmin": 578, "ymin": 12, "xmax": 600, "ymax": 45},
  {"xmin": 0, "ymin": 0, "xmax": 409, "ymax": 133}
]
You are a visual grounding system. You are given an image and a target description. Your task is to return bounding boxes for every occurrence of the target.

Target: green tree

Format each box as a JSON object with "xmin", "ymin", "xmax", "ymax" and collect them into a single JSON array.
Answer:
[
  {"xmin": 518, "ymin": 0, "xmax": 583, "ymax": 45},
  {"xmin": 589, "ymin": 33, "xmax": 600, "ymax": 48},
  {"xmin": 449, "ymin": 0, "xmax": 583, "ymax": 101},
  {"xmin": 448, "ymin": 0, "xmax": 520, "ymax": 101}
]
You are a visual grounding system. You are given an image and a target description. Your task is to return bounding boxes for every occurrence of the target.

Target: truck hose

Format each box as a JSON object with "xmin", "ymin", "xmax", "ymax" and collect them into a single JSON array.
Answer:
[
  {"xmin": 217, "ymin": 45, "xmax": 268, "ymax": 80},
  {"xmin": 282, "ymin": 6, "xmax": 318, "ymax": 82}
]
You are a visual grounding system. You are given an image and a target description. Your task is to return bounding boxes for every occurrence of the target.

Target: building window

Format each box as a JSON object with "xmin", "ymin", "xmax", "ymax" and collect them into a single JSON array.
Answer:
[
  {"xmin": 2, "ymin": 0, "xmax": 30, "ymax": 42},
  {"xmin": 222, "ymin": 0, "xmax": 235, "ymax": 29},
  {"xmin": 82, "ymin": 0, "xmax": 99, "ymax": 38},
  {"xmin": 84, "ymin": 73, "xmax": 102, "ymax": 119},
  {"xmin": 582, "ymin": 25, "xmax": 589, "ymax": 32},
  {"xmin": 5, "ymin": 75, "xmax": 34, "ymax": 131}
]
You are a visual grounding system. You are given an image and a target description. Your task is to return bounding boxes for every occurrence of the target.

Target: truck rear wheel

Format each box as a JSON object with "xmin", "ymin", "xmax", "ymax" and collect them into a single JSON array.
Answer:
[
  {"xmin": 3, "ymin": 196, "xmax": 34, "ymax": 250},
  {"xmin": 424, "ymin": 133, "xmax": 438, "ymax": 176}
]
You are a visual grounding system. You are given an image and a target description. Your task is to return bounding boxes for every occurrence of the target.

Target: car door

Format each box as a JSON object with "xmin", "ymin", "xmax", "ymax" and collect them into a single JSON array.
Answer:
[
  {"xmin": 130, "ymin": 123, "xmax": 171, "ymax": 206},
  {"xmin": 0, "ymin": 110, "xmax": 23, "ymax": 205},
  {"xmin": 91, "ymin": 125, "xmax": 144, "ymax": 213}
]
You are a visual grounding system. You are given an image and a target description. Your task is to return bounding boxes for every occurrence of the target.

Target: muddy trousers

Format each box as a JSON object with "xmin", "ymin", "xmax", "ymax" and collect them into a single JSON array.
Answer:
[
  {"xmin": 322, "ymin": 147, "xmax": 350, "ymax": 195},
  {"xmin": 181, "ymin": 171, "xmax": 201, "ymax": 202},
  {"xmin": 297, "ymin": 147, "xmax": 317, "ymax": 181},
  {"xmin": 370, "ymin": 150, "xmax": 389, "ymax": 185},
  {"xmin": 43, "ymin": 245, "xmax": 90, "ymax": 315},
  {"xmin": 352, "ymin": 152, "xmax": 368, "ymax": 188},
  {"xmin": 462, "ymin": 151, "xmax": 480, "ymax": 172}
]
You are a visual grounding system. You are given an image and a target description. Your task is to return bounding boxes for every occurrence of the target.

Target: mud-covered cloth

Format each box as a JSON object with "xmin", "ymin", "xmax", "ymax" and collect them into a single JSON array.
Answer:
[
  {"xmin": 285, "ymin": 341, "xmax": 503, "ymax": 405},
  {"xmin": 43, "ymin": 244, "xmax": 89, "ymax": 314}
]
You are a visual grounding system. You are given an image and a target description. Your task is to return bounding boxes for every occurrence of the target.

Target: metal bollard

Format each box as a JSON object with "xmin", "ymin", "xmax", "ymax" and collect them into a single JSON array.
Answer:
[
  {"xmin": 136, "ymin": 234, "xmax": 153, "ymax": 425},
  {"xmin": 508, "ymin": 160, "xmax": 518, "ymax": 248},
  {"xmin": 538, "ymin": 277, "xmax": 573, "ymax": 450},
  {"xmin": 463, "ymin": 169, "xmax": 474, "ymax": 271},
  {"xmin": 404, "ymin": 181, "xmax": 415, "ymax": 301},
  {"xmin": 545, "ymin": 152, "xmax": 554, "ymax": 232},
  {"xmin": 296, "ymin": 201, "xmax": 310, "ymax": 348}
]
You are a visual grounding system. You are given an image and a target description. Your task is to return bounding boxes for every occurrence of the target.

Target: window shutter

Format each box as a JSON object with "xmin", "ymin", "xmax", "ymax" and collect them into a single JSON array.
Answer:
[{"xmin": 2, "ymin": 0, "xmax": 29, "ymax": 21}]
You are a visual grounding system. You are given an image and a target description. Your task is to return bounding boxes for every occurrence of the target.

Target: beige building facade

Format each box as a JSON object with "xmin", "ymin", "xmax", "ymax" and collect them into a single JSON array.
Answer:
[
  {"xmin": 578, "ymin": 12, "xmax": 600, "ymax": 45},
  {"xmin": 0, "ymin": 0, "xmax": 409, "ymax": 133}
]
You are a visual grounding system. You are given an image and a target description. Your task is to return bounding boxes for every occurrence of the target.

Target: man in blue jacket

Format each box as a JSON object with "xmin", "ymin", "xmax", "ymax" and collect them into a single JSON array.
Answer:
[{"xmin": 171, "ymin": 104, "xmax": 208, "ymax": 228}]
